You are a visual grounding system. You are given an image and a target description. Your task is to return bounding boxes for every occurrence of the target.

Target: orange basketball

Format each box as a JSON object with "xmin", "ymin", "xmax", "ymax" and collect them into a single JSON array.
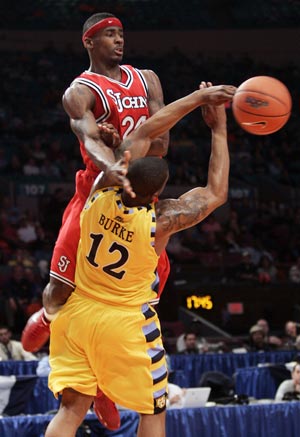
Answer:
[{"xmin": 232, "ymin": 76, "xmax": 292, "ymax": 135}]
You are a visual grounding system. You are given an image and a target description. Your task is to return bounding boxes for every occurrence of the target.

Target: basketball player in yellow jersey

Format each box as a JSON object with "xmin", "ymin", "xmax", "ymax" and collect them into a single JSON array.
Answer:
[{"xmin": 45, "ymin": 82, "xmax": 236, "ymax": 437}]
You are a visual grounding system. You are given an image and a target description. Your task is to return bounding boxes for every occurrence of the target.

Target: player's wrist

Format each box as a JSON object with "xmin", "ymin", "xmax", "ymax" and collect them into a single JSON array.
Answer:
[{"xmin": 43, "ymin": 309, "xmax": 56, "ymax": 323}]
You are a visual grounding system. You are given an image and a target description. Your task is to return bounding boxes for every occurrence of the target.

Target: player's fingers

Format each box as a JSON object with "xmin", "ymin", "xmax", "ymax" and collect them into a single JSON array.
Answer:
[
  {"xmin": 97, "ymin": 123, "xmax": 109, "ymax": 132},
  {"xmin": 224, "ymin": 85, "xmax": 237, "ymax": 95},
  {"xmin": 123, "ymin": 150, "xmax": 131, "ymax": 165},
  {"xmin": 123, "ymin": 178, "xmax": 136, "ymax": 198},
  {"xmin": 97, "ymin": 122, "xmax": 115, "ymax": 132}
]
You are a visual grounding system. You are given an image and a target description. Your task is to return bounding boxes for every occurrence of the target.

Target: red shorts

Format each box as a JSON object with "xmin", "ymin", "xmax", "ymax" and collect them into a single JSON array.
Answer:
[
  {"xmin": 50, "ymin": 169, "xmax": 170, "ymax": 294},
  {"xmin": 157, "ymin": 249, "xmax": 170, "ymax": 295},
  {"xmin": 50, "ymin": 169, "xmax": 97, "ymax": 288}
]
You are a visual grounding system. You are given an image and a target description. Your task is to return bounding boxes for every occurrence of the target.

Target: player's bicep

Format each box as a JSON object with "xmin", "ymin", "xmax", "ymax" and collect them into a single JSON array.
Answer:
[
  {"xmin": 142, "ymin": 70, "xmax": 165, "ymax": 115},
  {"xmin": 62, "ymin": 84, "xmax": 95, "ymax": 120},
  {"xmin": 142, "ymin": 69, "xmax": 169, "ymax": 156},
  {"xmin": 156, "ymin": 189, "xmax": 217, "ymax": 236}
]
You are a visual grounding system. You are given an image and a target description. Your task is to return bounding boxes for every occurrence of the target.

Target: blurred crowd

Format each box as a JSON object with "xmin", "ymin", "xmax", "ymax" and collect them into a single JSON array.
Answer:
[
  {"xmin": 165, "ymin": 318, "xmax": 300, "ymax": 355},
  {"xmin": 0, "ymin": 44, "xmax": 300, "ymax": 336},
  {"xmin": 1, "ymin": 0, "xmax": 300, "ymax": 30}
]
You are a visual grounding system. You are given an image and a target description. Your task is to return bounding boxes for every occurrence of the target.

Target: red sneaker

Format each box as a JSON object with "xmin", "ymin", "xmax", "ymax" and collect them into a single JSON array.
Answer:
[
  {"xmin": 93, "ymin": 389, "xmax": 120, "ymax": 431},
  {"xmin": 21, "ymin": 308, "xmax": 50, "ymax": 352}
]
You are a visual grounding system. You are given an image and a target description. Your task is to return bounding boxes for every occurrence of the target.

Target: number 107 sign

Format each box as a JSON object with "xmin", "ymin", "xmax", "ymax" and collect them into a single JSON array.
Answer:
[{"xmin": 20, "ymin": 184, "xmax": 47, "ymax": 196}]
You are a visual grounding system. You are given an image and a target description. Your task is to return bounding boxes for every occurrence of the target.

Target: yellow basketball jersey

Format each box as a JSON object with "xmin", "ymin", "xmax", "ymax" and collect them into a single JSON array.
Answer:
[{"xmin": 75, "ymin": 187, "xmax": 159, "ymax": 306}]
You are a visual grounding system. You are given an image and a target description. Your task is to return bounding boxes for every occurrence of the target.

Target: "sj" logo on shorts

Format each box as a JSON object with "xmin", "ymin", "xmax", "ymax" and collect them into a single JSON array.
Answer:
[{"xmin": 58, "ymin": 255, "xmax": 71, "ymax": 273}]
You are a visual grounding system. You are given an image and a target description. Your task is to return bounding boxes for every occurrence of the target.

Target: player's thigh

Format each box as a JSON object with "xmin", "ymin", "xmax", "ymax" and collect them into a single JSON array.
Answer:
[{"xmin": 89, "ymin": 303, "xmax": 168, "ymax": 413}]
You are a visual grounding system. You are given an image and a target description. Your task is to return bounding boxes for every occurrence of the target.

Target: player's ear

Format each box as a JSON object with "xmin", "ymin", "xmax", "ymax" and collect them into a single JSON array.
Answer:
[{"xmin": 83, "ymin": 38, "xmax": 93, "ymax": 50}]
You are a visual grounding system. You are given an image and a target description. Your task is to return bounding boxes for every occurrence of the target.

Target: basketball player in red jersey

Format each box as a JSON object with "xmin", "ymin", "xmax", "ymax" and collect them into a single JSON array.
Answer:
[{"xmin": 21, "ymin": 12, "xmax": 169, "ymax": 430}]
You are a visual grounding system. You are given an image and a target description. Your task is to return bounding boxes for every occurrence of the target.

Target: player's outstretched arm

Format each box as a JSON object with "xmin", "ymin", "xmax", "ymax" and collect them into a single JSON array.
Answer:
[
  {"xmin": 63, "ymin": 83, "xmax": 116, "ymax": 171},
  {"xmin": 154, "ymin": 101, "xmax": 229, "ymax": 255},
  {"xmin": 118, "ymin": 84, "xmax": 235, "ymax": 161}
]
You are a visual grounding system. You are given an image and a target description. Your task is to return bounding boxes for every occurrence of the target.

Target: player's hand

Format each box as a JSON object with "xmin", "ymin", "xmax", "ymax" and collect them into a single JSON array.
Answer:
[
  {"xmin": 198, "ymin": 82, "xmax": 236, "ymax": 106},
  {"xmin": 97, "ymin": 122, "xmax": 121, "ymax": 149},
  {"xmin": 200, "ymin": 82, "xmax": 227, "ymax": 130},
  {"xmin": 104, "ymin": 151, "xmax": 136, "ymax": 198}
]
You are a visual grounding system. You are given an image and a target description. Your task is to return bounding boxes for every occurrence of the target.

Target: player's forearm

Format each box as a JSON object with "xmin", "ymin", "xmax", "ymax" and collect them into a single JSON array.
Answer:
[
  {"xmin": 84, "ymin": 137, "xmax": 116, "ymax": 171},
  {"xmin": 72, "ymin": 117, "xmax": 116, "ymax": 170},
  {"xmin": 133, "ymin": 90, "xmax": 205, "ymax": 141},
  {"xmin": 207, "ymin": 129, "xmax": 229, "ymax": 205},
  {"xmin": 117, "ymin": 92, "xmax": 202, "ymax": 161}
]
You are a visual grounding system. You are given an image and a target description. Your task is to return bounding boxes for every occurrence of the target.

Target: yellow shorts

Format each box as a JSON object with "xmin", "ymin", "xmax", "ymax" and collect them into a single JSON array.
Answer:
[{"xmin": 48, "ymin": 290, "xmax": 168, "ymax": 414}]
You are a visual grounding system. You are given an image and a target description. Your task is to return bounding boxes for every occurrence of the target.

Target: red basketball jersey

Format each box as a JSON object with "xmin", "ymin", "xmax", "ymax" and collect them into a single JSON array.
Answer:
[{"xmin": 73, "ymin": 65, "xmax": 150, "ymax": 173}]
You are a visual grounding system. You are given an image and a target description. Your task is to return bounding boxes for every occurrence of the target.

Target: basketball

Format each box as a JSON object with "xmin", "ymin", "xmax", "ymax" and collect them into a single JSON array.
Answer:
[{"xmin": 232, "ymin": 76, "xmax": 292, "ymax": 135}]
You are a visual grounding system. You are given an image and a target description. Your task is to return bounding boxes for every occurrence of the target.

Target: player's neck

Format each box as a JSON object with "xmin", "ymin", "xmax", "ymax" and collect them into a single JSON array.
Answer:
[
  {"xmin": 121, "ymin": 192, "xmax": 150, "ymax": 208},
  {"xmin": 89, "ymin": 62, "xmax": 122, "ymax": 81}
]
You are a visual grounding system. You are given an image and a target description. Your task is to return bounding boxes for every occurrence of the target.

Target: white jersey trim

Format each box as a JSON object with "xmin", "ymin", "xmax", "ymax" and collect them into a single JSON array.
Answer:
[
  {"xmin": 82, "ymin": 66, "xmax": 134, "ymax": 88},
  {"xmin": 134, "ymin": 68, "xmax": 149, "ymax": 96},
  {"xmin": 73, "ymin": 77, "xmax": 111, "ymax": 123},
  {"xmin": 148, "ymin": 298, "xmax": 160, "ymax": 306},
  {"xmin": 50, "ymin": 271, "xmax": 76, "ymax": 289}
]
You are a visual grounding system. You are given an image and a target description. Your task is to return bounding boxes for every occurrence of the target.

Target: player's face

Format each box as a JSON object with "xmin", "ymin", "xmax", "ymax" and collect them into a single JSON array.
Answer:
[{"xmin": 92, "ymin": 27, "xmax": 124, "ymax": 63}]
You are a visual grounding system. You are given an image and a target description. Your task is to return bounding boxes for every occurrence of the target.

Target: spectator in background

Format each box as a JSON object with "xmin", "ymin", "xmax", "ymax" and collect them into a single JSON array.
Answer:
[
  {"xmin": 0, "ymin": 325, "xmax": 37, "ymax": 361},
  {"xmin": 4, "ymin": 265, "xmax": 35, "ymax": 334},
  {"xmin": 247, "ymin": 324, "xmax": 271, "ymax": 352},
  {"xmin": 234, "ymin": 251, "xmax": 257, "ymax": 283},
  {"xmin": 166, "ymin": 233, "xmax": 196, "ymax": 263},
  {"xmin": 0, "ymin": 210, "xmax": 19, "ymax": 252},
  {"xmin": 6, "ymin": 154, "xmax": 23, "ymax": 176},
  {"xmin": 40, "ymin": 158, "xmax": 62, "ymax": 179},
  {"xmin": 179, "ymin": 332, "xmax": 201, "ymax": 354},
  {"xmin": 222, "ymin": 229, "xmax": 241, "ymax": 253},
  {"xmin": 7, "ymin": 248, "xmax": 35, "ymax": 270},
  {"xmin": 275, "ymin": 362, "xmax": 300, "ymax": 401},
  {"xmin": 16, "ymin": 215, "xmax": 38, "ymax": 248},
  {"xmin": 23, "ymin": 157, "xmax": 40, "ymax": 176},
  {"xmin": 282, "ymin": 321, "xmax": 298, "ymax": 350},
  {"xmin": 177, "ymin": 319, "xmax": 210, "ymax": 353},
  {"xmin": 201, "ymin": 214, "xmax": 222, "ymax": 236},
  {"xmin": 289, "ymin": 257, "xmax": 300, "ymax": 284},
  {"xmin": 257, "ymin": 255, "xmax": 278, "ymax": 284},
  {"xmin": 256, "ymin": 318, "xmax": 282, "ymax": 348},
  {"xmin": 36, "ymin": 354, "xmax": 51, "ymax": 376},
  {"xmin": 39, "ymin": 188, "xmax": 68, "ymax": 237},
  {"xmin": 167, "ymin": 383, "xmax": 186, "ymax": 409}
]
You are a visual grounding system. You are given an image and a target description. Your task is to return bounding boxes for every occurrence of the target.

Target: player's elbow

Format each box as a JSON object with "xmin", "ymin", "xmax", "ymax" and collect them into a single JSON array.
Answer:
[
  {"xmin": 219, "ymin": 190, "xmax": 228, "ymax": 207},
  {"xmin": 212, "ymin": 185, "xmax": 228, "ymax": 208},
  {"xmin": 160, "ymin": 138, "xmax": 169, "ymax": 157},
  {"xmin": 218, "ymin": 192, "xmax": 228, "ymax": 208},
  {"xmin": 147, "ymin": 136, "xmax": 169, "ymax": 157}
]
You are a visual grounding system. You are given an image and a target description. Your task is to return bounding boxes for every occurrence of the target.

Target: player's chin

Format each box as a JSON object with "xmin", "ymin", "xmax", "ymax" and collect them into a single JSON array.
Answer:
[{"xmin": 112, "ymin": 51, "xmax": 123, "ymax": 61}]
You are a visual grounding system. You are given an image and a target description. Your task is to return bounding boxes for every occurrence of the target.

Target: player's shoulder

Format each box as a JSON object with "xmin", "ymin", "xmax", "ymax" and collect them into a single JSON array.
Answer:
[
  {"xmin": 63, "ymin": 81, "xmax": 90, "ymax": 99},
  {"xmin": 139, "ymin": 68, "xmax": 158, "ymax": 78},
  {"xmin": 138, "ymin": 69, "xmax": 161, "ymax": 90},
  {"xmin": 62, "ymin": 79, "xmax": 95, "ymax": 111},
  {"xmin": 123, "ymin": 64, "xmax": 157, "ymax": 77}
]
